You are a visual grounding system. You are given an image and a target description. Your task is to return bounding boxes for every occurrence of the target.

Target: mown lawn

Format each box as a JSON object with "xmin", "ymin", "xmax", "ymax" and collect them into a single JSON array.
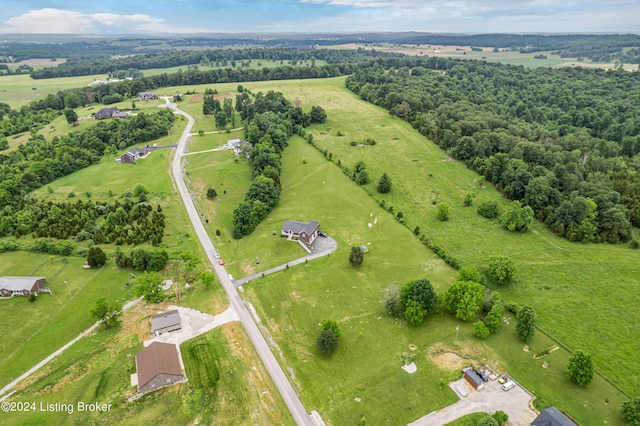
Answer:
[
  {"xmin": 0, "ymin": 253, "xmax": 135, "ymax": 388},
  {"xmin": 3, "ymin": 309, "xmax": 292, "ymax": 425}
]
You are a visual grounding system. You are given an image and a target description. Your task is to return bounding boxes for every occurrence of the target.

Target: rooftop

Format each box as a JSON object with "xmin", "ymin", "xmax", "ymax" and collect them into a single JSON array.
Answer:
[
  {"xmin": 0, "ymin": 276, "xmax": 45, "ymax": 292},
  {"xmin": 136, "ymin": 342, "xmax": 182, "ymax": 389},
  {"xmin": 151, "ymin": 310, "xmax": 181, "ymax": 331}
]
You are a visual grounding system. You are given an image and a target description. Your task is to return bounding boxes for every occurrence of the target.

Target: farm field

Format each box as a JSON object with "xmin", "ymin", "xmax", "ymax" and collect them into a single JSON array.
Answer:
[
  {"xmin": 325, "ymin": 42, "xmax": 638, "ymax": 70},
  {"xmin": 0, "ymin": 58, "xmax": 326, "ymax": 108}
]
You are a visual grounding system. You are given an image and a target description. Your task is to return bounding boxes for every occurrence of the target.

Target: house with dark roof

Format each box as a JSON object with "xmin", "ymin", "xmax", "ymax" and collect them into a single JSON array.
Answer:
[
  {"xmin": 228, "ymin": 138, "xmax": 253, "ymax": 158},
  {"xmin": 138, "ymin": 92, "xmax": 158, "ymax": 101},
  {"xmin": 281, "ymin": 220, "xmax": 320, "ymax": 245},
  {"xmin": 531, "ymin": 407, "xmax": 577, "ymax": 426},
  {"xmin": 0, "ymin": 276, "xmax": 47, "ymax": 297},
  {"xmin": 120, "ymin": 146, "xmax": 151, "ymax": 164},
  {"xmin": 135, "ymin": 342, "xmax": 185, "ymax": 395},
  {"xmin": 462, "ymin": 367, "xmax": 485, "ymax": 390},
  {"xmin": 95, "ymin": 107, "xmax": 120, "ymax": 119},
  {"xmin": 151, "ymin": 310, "xmax": 182, "ymax": 335}
]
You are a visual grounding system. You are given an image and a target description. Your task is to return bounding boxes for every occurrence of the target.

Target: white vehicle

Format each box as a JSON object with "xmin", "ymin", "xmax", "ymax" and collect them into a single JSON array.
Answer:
[
  {"xmin": 214, "ymin": 252, "xmax": 220, "ymax": 259},
  {"xmin": 502, "ymin": 380, "xmax": 516, "ymax": 391}
]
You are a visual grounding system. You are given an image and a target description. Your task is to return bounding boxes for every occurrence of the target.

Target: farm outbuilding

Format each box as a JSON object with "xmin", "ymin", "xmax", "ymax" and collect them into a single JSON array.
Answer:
[
  {"xmin": 151, "ymin": 310, "xmax": 182, "ymax": 335},
  {"xmin": 462, "ymin": 367, "xmax": 484, "ymax": 390}
]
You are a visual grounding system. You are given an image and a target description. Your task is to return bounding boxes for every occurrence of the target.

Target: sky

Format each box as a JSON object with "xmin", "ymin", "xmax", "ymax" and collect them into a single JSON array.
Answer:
[{"xmin": 0, "ymin": 0, "xmax": 638, "ymax": 35}]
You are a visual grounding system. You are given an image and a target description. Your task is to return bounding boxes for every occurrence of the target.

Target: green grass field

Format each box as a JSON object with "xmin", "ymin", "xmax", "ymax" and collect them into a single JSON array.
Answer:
[
  {"xmin": 3, "ymin": 311, "xmax": 293, "ymax": 425},
  {"xmin": 170, "ymin": 77, "xmax": 633, "ymax": 424},
  {"xmin": 0, "ymin": 58, "xmax": 326, "ymax": 109},
  {"xmin": 0, "ymin": 253, "xmax": 135, "ymax": 388}
]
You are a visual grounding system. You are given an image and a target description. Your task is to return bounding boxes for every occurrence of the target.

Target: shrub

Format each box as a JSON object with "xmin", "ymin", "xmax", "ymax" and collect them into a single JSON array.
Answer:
[
  {"xmin": 477, "ymin": 201, "xmax": 499, "ymax": 218},
  {"xmin": 473, "ymin": 321, "xmax": 490, "ymax": 339},
  {"xmin": 436, "ymin": 203, "xmax": 450, "ymax": 221}
]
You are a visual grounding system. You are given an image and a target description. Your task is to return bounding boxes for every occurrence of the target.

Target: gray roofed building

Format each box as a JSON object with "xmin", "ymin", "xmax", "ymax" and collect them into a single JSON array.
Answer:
[
  {"xmin": 0, "ymin": 276, "xmax": 47, "ymax": 297},
  {"xmin": 462, "ymin": 367, "xmax": 485, "ymax": 390},
  {"xmin": 531, "ymin": 407, "xmax": 577, "ymax": 426},
  {"xmin": 151, "ymin": 310, "xmax": 182, "ymax": 335},
  {"xmin": 95, "ymin": 107, "xmax": 119, "ymax": 119},
  {"xmin": 228, "ymin": 138, "xmax": 253, "ymax": 157},
  {"xmin": 281, "ymin": 220, "xmax": 320, "ymax": 245}
]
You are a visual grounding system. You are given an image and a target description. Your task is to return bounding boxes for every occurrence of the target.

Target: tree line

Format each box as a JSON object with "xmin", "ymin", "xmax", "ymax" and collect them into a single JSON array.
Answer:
[
  {"xmin": 346, "ymin": 57, "xmax": 640, "ymax": 244},
  {"xmin": 231, "ymin": 91, "xmax": 325, "ymax": 238},
  {"xmin": 30, "ymin": 48, "xmax": 401, "ymax": 79},
  {"xmin": 0, "ymin": 109, "xmax": 174, "ymax": 206}
]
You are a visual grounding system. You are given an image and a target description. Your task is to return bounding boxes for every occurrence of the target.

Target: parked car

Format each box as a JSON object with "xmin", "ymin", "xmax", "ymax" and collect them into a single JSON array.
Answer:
[
  {"xmin": 498, "ymin": 374, "xmax": 509, "ymax": 384},
  {"xmin": 475, "ymin": 369, "xmax": 489, "ymax": 382},
  {"xmin": 502, "ymin": 380, "xmax": 516, "ymax": 391},
  {"xmin": 218, "ymin": 259, "xmax": 224, "ymax": 265},
  {"xmin": 214, "ymin": 252, "xmax": 220, "ymax": 259}
]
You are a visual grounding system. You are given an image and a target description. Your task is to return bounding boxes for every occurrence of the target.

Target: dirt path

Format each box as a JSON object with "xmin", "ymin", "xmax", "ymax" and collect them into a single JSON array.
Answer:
[{"xmin": 0, "ymin": 297, "xmax": 142, "ymax": 401}]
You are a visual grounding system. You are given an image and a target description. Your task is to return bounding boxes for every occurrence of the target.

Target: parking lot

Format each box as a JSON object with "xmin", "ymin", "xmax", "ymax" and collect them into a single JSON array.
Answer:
[{"xmin": 409, "ymin": 376, "xmax": 538, "ymax": 425}]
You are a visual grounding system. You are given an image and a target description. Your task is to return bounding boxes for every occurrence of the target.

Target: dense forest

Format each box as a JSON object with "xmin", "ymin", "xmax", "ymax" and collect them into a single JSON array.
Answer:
[
  {"xmin": 346, "ymin": 57, "xmax": 640, "ymax": 244},
  {"xmin": 232, "ymin": 91, "xmax": 324, "ymax": 238},
  {"xmin": 30, "ymin": 48, "xmax": 400, "ymax": 79}
]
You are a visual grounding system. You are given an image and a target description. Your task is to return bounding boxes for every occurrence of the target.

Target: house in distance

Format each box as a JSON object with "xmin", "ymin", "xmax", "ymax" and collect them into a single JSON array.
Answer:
[
  {"xmin": 137, "ymin": 92, "xmax": 158, "ymax": 101},
  {"xmin": 0, "ymin": 276, "xmax": 49, "ymax": 297},
  {"xmin": 120, "ymin": 146, "xmax": 151, "ymax": 164},
  {"xmin": 94, "ymin": 107, "xmax": 127, "ymax": 119}
]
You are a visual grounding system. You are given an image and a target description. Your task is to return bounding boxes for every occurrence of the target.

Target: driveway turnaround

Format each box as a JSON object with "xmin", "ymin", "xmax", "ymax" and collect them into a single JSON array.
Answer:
[
  {"xmin": 144, "ymin": 305, "xmax": 239, "ymax": 347},
  {"xmin": 409, "ymin": 377, "xmax": 538, "ymax": 426}
]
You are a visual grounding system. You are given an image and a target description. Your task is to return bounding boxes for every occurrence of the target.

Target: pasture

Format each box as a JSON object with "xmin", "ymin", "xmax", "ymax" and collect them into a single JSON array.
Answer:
[
  {"xmin": 174, "ymin": 77, "xmax": 633, "ymax": 423},
  {"xmin": 0, "ymin": 253, "xmax": 135, "ymax": 389}
]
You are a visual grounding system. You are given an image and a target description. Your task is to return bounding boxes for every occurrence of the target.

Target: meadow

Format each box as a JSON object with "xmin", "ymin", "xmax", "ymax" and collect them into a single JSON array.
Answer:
[
  {"xmin": 0, "ymin": 253, "xmax": 135, "ymax": 388},
  {"xmin": 0, "ymin": 58, "xmax": 326, "ymax": 109},
  {"xmin": 174, "ymin": 77, "xmax": 633, "ymax": 423}
]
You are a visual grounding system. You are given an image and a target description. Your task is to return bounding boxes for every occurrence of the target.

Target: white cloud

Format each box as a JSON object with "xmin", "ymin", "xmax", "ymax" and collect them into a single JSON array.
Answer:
[
  {"xmin": 4, "ymin": 8, "xmax": 94, "ymax": 33},
  {"xmin": 1, "ymin": 8, "xmax": 208, "ymax": 34}
]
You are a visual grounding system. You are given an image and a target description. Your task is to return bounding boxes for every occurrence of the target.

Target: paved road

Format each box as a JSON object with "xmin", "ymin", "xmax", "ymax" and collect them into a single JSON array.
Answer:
[
  {"xmin": 165, "ymin": 98, "xmax": 314, "ymax": 426},
  {"xmin": 234, "ymin": 236, "xmax": 338, "ymax": 287}
]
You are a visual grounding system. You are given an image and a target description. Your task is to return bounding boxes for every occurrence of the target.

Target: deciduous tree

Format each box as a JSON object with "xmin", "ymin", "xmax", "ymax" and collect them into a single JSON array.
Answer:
[
  {"xmin": 436, "ymin": 203, "xmax": 450, "ymax": 221},
  {"xmin": 445, "ymin": 280, "xmax": 484, "ymax": 321},
  {"xmin": 487, "ymin": 256, "xmax": 516, "ymax": 286},
  {"xmin": 622, "ymin": 397, "xmax": 640, "ymax": 426},
  {"xmin": 566, "ymin": 351, "xmax": 594, "ymax": 386},
  {"xmin": 90, "ymin": 297, "xmax": 123, "ymax": 329},
  {"xmin": 134, "ymin": 271, "xmax": 164, "ymax": 303}
]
